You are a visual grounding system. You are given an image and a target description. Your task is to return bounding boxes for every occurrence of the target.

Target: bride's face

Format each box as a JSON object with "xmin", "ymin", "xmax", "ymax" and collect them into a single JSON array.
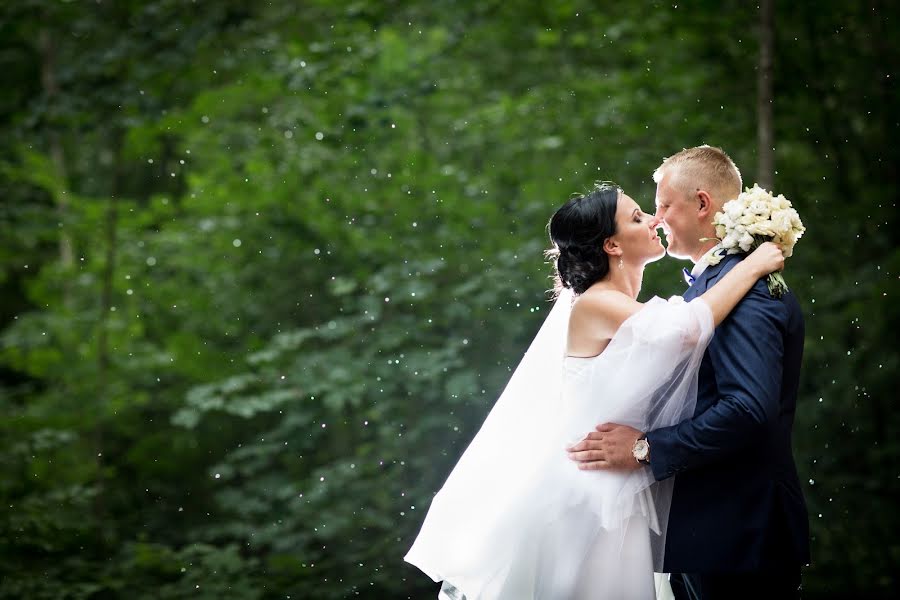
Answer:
[{"xmin": 610, "ymin": 193, "xmax": 665, "ymax": 265}]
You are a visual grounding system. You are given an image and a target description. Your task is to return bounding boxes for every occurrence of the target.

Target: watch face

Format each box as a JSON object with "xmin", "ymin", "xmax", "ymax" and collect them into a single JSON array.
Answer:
[{"xmin": 634, "ymin": 440, "xmax": 649, "ymax": 460}]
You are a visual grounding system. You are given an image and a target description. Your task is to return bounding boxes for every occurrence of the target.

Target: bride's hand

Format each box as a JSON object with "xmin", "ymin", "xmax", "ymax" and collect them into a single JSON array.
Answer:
[{"xmin": 744, "ymin": 241, "xmax": 784, "ymax": 277}]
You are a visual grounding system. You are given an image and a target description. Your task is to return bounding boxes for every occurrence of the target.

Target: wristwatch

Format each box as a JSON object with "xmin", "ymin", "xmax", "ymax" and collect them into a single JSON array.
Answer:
[{"xmin": 632, "ymin": 435, "xmax": 650, "ymax": 465}]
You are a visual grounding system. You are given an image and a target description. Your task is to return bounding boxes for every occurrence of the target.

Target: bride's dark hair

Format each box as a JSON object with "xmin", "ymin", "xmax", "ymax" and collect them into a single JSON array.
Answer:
[{"xmin": 546, "ymin": 182, "xmax": 621, "ymax": 296}]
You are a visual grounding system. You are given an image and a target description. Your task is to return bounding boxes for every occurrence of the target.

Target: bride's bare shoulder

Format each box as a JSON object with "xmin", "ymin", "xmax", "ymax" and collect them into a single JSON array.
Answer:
[
  {"xmin": 571, "ymin": 287, "xmax": 644, "ymax": 334},
  {"xmin": 574, "ymin": 287, "xmax": 639, "ymax": 314}
]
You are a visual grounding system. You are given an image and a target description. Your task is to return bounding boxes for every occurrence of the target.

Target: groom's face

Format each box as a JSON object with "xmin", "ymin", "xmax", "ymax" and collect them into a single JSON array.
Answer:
[{"xmin": 653, "ymin": 174, "xmax": 697, "ymax": 261}]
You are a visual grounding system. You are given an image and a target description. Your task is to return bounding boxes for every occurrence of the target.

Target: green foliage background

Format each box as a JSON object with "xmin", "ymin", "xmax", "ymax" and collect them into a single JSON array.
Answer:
[{"xmin": 1, "ymin": 1, "xmax": 897, "ymax": 597}]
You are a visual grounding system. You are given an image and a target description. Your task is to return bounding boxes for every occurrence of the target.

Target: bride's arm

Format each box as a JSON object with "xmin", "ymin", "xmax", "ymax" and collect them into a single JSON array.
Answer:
[
  {"xmin": 696, "ymin": 242, "xmax": 783, "ymax": 326},
  {"xmin": 568, "ymin": 242, "xmax": 784, "ymax": 351}
]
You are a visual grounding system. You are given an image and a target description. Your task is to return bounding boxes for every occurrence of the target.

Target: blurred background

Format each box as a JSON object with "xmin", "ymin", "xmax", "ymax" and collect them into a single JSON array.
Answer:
[{"xmin": 1, "ymin": 0, "xmax": 897, "ymax": 598}]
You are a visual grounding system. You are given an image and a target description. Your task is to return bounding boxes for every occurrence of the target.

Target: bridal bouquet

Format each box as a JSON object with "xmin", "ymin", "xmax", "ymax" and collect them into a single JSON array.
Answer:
[{"xmin": 706, "ymin": 183, "xmax": 806, "ymax": 298}]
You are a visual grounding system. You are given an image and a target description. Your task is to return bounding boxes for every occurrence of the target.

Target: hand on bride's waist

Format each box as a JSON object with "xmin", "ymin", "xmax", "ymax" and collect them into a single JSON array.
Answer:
[{"xmin": 566, "ymin": 422, "xmax": 644, "ymax": 472}]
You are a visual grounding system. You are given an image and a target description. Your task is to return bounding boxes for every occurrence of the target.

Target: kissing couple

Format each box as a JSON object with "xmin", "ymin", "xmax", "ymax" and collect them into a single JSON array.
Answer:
[{"xmin": 405, "ymin": 146, "xmax": 810, "ymax": 600}]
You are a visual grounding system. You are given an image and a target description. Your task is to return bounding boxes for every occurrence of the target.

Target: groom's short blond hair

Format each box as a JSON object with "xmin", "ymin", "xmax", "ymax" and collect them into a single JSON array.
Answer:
[{"xmin": 653, "ymin": 145, "xmax": 742, "ymax": 206}]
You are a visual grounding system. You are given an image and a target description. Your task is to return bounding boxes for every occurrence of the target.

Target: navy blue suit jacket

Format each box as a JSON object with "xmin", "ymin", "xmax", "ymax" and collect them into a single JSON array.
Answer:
[{"xmin": 646, "ymin": 254, "xmax": 810, "ymax": 573}]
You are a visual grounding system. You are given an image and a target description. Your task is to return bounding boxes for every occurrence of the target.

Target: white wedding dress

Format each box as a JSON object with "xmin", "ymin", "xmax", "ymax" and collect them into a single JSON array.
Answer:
[{"xmin": 405, "ymin": 294, "xmax": 714, "ymax": 600}]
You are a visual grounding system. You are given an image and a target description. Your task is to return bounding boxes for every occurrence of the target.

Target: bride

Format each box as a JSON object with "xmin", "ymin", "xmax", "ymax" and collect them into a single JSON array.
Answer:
[{"xmin": 405, "ymin": 182, "xmax": 784, "ymax": 599}]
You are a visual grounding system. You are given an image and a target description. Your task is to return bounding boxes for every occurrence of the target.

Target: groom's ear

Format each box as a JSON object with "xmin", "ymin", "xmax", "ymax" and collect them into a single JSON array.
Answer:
[{"xmin": 696, "ymin": 190, "xmax": 714, "ymax": 218}]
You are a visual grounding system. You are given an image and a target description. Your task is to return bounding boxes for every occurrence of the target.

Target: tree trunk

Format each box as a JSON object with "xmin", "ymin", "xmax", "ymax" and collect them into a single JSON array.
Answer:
[
  {"xmin": 39, "ymin": 28, "xmax": 74, "ymax": 303},
  {"xmin": 94, "ymin": 132, "xmax": 124, "ymax": 530},
  {"xmin": 757, "ymin": 0, "xmax": 775, "ymax": 190}
]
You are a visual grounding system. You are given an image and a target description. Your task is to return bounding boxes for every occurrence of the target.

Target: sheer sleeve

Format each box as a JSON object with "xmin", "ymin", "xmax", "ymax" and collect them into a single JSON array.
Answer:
[
  {"xmin": 552, "ymin": 296, "xmax": 713, "ymax": 447},
  {"xmin": 602, "ymin": 295, "xmax": 713, "ymax": 432},
  {"xmin": 591, "ymin": 295, "xmax": 714, "ymax": 571}
]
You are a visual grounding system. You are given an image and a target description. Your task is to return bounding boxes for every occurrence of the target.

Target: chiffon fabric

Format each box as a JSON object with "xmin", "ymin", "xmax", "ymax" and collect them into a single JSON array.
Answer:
[{"xmin": 405, "ymin": 293, "xmax": 714, "ymax": 599}]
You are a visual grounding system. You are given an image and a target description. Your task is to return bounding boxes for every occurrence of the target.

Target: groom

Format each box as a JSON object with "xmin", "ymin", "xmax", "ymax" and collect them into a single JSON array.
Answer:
[{"xmin": 567, "ymin": 146, "xmax": 810, "ymax": 599}]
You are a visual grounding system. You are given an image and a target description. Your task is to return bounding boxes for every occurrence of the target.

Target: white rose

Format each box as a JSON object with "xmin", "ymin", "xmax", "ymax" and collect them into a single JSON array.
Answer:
[
  {"xmin": 749, "ymin": 200, "xmax": 769, "ymax": 215},
  {"xmin": 749, "ymin": 221, "xmax": 775, "ymax": 237},
  {"xmin": 725, "ymin": 202, "xmax": 743, "ymax": 221},
  {"xmin": 771, "ymin": 210, "xmax": 792, "ymax": 234},
  {"xmin": 781, "ymin": 230, "xmax": 797, "ymax": 253}
]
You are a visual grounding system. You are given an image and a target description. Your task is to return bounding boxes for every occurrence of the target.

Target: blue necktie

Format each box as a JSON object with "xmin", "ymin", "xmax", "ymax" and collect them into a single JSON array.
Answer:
[{"xmin": 683, "ymin": 268, "xmax": 696, "ymax": 286}]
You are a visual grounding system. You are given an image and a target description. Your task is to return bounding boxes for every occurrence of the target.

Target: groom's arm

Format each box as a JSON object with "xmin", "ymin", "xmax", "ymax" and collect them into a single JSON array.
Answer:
[{"xmin": 645, "ymin": 277, "xmax": 786, "ymax": 481}]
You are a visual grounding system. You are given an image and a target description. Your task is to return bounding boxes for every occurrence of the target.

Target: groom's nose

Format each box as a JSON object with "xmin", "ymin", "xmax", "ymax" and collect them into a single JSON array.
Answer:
[{"xmin": 648, "ymin": 215, "xmax": 662, "ymax": 229}]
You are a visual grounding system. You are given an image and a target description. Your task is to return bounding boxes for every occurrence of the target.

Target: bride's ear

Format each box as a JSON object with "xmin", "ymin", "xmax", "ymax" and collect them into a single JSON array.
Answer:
[{"xmin": 602, "ymin": 237, "xmax": 622, "ymax": 258}]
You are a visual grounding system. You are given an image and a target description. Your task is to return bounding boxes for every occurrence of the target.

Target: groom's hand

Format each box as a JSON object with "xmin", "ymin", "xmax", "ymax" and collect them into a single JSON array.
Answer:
[{"xmin": 566, "ymin": 423, "xmax": 643, "ymax": 471}]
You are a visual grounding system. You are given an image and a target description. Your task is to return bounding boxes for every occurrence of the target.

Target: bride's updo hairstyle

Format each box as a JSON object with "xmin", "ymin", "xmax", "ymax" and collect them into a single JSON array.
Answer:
[{"xmin": 546, "ymin": 182, "xmax": 621, "ymax": 296}]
